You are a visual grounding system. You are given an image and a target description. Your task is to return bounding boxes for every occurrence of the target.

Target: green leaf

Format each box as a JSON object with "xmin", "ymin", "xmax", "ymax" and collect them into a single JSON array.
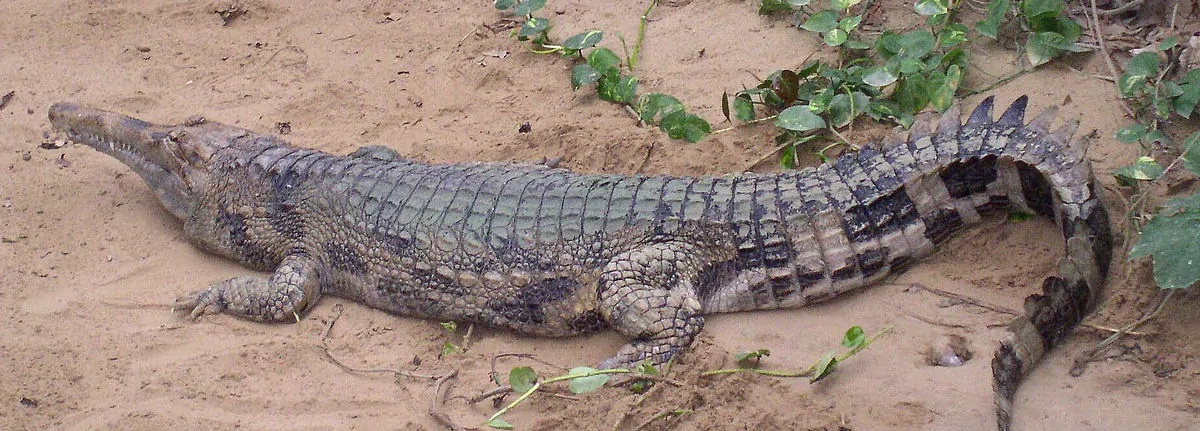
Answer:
[
  {"xmin": 844, "ymin": 39, "xmax": 871, "ymax": 50},
  {"xmin": 1114, "ymin": 123, "xmax": 1147, "ymax": 144},
  {"xmin": 824, "ymin": 28, "xmax": 849, "ymax": 46},
  {"xmin": 931, "ymin": 64, "xmax": 962, "ymax": 112},
  {"xmin": 562, "ymin": 31, "xmax": 604, "ymax": 50},
  {"xmin": 975, "ymin": 0, "xmax": 1010, "ymax": 39},
  {"xmin": 517, "ymin": 17, "xmax": 549, "ymax": 40},
  {"xmin": 899, "ymin": 31, "xmax": 936, "ymax": 58},
  {"xmin": 759, "ymin": 0, "xmax": 794, "ymax": 14},
  {"xmin": 789, "ymin": 0, "xmax": 812, "ymax": 6},
  {"xmin": 940, "ymin": 22, "xmax": 969, "ymax": 47},
  {"xmin": 635, "ymin": 362, "xmax": 660, "ymax": 376},
  {"xmin": 441, "ymin": 342, "xmax": 461, "ymax": 356},
  {"xmin": 440, "ymin": 321, "xmax": 457, "ymax": 332},
  {"xmin": 1025, "ymin": 32, "xmax": 1063, "ymax": 67},
  {"xmin": 734, "ymin": 349, "xmax": 772, "ymax": 367},
  {"xmin": 801, "ymin": 10, "xmax": 839, "ymax": 33},
  {"xmin": 597, "ymin": 74, "xmax": 638, "ymax": 104},
  {"xmin": 1021, "ymin": 0, "xmax": 1062, "ymax": 19},
  {"xmin": 1180, "ymin": 131, "xmax": 1200, "ymax": 176},
  {"xmin": 1130, "ymin": 202, "xmax": 1200, "ymax": 289},
  {"xmin": 975, "ymin": 17, "xmax": 1000, "ymax": 39},
  {"xmin": 831, "ymin": 0, "xmax": 862, "ymax": 9},
  {"xmin": 869, "ymin": 100, "xmax": 914, "ymax": 127},
  {"xmin": 892, "ymin": 74, "xmax": 929, "ymax": 113},
  {"xmin": 914, "ymin": 0, "xmax": 948, "ymax": 16},
  {"xmin": 1159, "ymin": 36, "xmax": 1179, "ymax": 51},
  {"xmin": 1117, "ymin": 52, "xmax": 1162, "ymax": 97},
  {"xmin": 587, "ymin": 47, "xmax": 621, "ymax": 74},
  {"xmin": 513, "ymin": 0, "xmax": 546, "ymax": 16},
  {"xmin": 571, "ymin": 64, "xmax": 600, "ymax": 90},
  {"xmin": 734, "ymin": 94, "xmax": 756, "ymax": 121},
  {"xmin": 638, "ymin": 93, "xmax": 684, "ymax": 123},
  {"xmin": 1165, "ymin": 190, "xmax": 1200, "ymax": 212},
  {"xmin": 494, "ymin": 0, "xmax": 516, "ymax": 10},
  {"xmin": 486, "ymin": 418, "xmax": 515, "ymax": 430},
  {"xmin": 811, "ymin": 352, "xmax": 838, "ymax": 383},
  {"xmin": 660, "ymin": 111, "xmax": 711, "ymax": 142},
  {"xmin": 839, "ymin": 15, "xmax": 863, "ymax": 31},
  {"xmin": 1127, "ymin": 52, "xmax": 1163, "ymax": 78},
  {"xmin": 1173, "ymin": 73, "xmax": 1200, "ymax": 118},
  {"xmin": 776, "ymin": 105, "xmax": 826, "ymax": 131},
  {"xmin": 780, "ymin": 142, "xmax": 799, "ymax": 169},
  {"xmin": 509, "ymin": 366, "xmax": 538, "ymax": 394},
  {"xmin": 828, "ymin": 93, "xmax": 854, "ymax": 127},
  {"xmin": 842, "ymin": 326, "xmax": 866, "ymax": 349},
  {"xmin": 863, "ymin": 65, "xmax": 898, "ymax": 87},
  {"xmin": 1113, "ymin": 156, "xmax": 1165, "ymax": 186},
  {"xmin": 567, "ymin": 366, "xmax": 609, "ymax": 394}
]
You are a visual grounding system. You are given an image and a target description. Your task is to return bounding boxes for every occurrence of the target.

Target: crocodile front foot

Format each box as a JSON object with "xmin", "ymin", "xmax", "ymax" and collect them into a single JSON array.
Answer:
[{"xmin": 174, "ymin": 254, "xmax": 322, "ymax": 323}]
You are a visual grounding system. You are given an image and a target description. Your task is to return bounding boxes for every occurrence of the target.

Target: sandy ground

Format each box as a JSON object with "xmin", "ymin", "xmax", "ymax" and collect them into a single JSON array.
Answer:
[{"xmin": 2, "ymin": 1, "xmax": 1199, "ymax": 430}]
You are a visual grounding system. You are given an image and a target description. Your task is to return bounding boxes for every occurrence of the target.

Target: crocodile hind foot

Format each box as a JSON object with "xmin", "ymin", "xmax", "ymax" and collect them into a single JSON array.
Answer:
[
  {"xmin": 596, "ymin": 237, "xmax": 716, "ymax": 369},
  {"xmin": 174, "ymin": 254, "xmax": 322, "ymax": 322}
]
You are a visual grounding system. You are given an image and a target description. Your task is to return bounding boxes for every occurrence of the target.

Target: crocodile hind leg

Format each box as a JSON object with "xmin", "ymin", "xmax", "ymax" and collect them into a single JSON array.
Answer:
[
  {"xmin": 596, "ymin": 241, "xmax": 707, "ymax": 369},
  {"xmin": 175, "ymin": 254, "xmax": 322, "ymax": 323}
]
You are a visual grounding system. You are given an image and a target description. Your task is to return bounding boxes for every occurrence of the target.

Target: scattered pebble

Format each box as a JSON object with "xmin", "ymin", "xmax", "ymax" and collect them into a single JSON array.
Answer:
[
  {"xmin": 22, "ymin": 152, "xmax": 31, "ymax": 161},
  {"xmin": 40, "ymin": 139, "xmax": 66, "ymax": 150},
  {"xmin": 20, "ymin": 397, "xmax": 38, "ymax": 408},
  {"xmin": 275, "ymin": 122, "xmax": 292, "ymax": 135},
  {"xmin": 55, "ymin": 154, "xmax": 71, "ymax": 169},
  {"xmin": 0, "ymin": 91, "xmax": 13, "ymax": 112},
  {"xmin": 136, "ymin": 45, "xmax": 151, "ymax": 53},
  {"xmin": 928, "ymin": 334, "xmax": 972, "ymax": 367},
  {"xmin": 518, "ymin": 122, "xmax": 531, "ymax": 133}
]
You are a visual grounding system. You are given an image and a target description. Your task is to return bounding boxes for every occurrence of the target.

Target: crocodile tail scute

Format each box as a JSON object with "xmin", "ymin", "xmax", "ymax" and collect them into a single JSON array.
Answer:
[{"xmin": 972, "ymin": 97, "xmax": 1112, "ymax": 431}]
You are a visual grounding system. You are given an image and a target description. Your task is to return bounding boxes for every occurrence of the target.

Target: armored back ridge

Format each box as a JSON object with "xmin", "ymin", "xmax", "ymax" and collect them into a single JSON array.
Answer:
[{"xmin": 50, "ymin": 95, "xmax": 1110, "ymax": 431}]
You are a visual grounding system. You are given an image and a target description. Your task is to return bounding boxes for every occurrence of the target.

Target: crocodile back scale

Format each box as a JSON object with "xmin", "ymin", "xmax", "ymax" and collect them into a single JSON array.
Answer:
[{"xmin": 48, "ymin": 95, "xmax": 1111, "ymax": 431}]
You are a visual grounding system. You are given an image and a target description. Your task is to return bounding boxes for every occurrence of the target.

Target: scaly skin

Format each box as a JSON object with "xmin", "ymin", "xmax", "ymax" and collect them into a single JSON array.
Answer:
[{"xmin": 49, "ymin": 96, "xmax": 1111, "ymax": 430}]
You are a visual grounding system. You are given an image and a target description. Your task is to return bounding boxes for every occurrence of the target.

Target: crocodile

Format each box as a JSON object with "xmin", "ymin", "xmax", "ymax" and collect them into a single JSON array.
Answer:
[{"xmin": 49, "ymin": 96, "xmax": 1111, "ymax": 430}]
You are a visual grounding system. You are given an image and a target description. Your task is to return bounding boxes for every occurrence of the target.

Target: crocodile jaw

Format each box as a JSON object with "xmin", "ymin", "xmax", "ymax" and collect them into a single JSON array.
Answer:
[{"xmin": 49, "ymin": 103, "xmax": 195, "ymax": 220}]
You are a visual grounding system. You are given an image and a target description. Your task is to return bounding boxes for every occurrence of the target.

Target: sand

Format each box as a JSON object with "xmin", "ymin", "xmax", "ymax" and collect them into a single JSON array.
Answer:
[{"xmin": 2, "ymin": 1, "xmax": 1198, "ymax": 430}]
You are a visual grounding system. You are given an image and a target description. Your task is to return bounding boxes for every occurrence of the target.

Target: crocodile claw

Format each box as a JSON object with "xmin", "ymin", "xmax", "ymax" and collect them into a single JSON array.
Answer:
[{"xmin": 174, "ymin": 288, "xmax": 226, "ymax": 320}]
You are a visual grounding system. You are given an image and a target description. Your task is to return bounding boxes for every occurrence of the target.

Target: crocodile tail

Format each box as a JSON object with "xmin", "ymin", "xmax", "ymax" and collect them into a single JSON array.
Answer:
[{"xmin": 920, "ymin": 96, "xmax": 1112, "ymax": 430}]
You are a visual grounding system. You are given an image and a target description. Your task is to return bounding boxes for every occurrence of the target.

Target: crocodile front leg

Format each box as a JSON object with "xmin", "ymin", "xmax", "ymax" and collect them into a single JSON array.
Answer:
[
  {"xmin": 175, "ymin": 254, "xmax": 322, "ymax": 323},
  {"xmin": 597, "ymin": 240, "xmax": 708, "ymax": 369}
]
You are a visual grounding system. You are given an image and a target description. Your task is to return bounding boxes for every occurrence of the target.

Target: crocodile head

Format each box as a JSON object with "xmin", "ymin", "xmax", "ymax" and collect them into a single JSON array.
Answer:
[{"xmin": 48, "ymin": 103, "xmax": 262, "ymax": 220}]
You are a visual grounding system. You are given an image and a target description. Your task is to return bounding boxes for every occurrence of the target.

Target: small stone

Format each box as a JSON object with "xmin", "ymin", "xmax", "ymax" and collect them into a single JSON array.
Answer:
[
  {"xmin": 136, "ymin": 45, "xmax": 151, "ymax": 53},
  {"xmin": 21, "ymin": 152, "xmax": 31, "ymax": 161},
  {"xmin": 927, "ymin": 334, "xmax": 971, "ymax": 367}
]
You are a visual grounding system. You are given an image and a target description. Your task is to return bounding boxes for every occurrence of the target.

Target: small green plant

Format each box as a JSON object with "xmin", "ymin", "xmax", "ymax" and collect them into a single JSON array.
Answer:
[
  {"xmin": 1125, "ymin": 131, "xmax": 1200, "ymax": 290},
  {"xmin": 494, "ymin": 0, "xmax": 712, "ymax": 142},
  {"xmin": 703, "ymin": 325, "xmax": 889, "ymax": 382},
  {"xmin": 974, "ymin": 0, "xmax": 1088, "ymax": 66},
  {"xmin": 730, "ymin": 0, "xmax": 969, "ymax": 168},
  {"xmin": 484, "ymin": 365, "xmax": 654, "ymax": 429},
  {"xmin": 759, "ymin": 0, "xmax": 871, "ymax": 49},
  {"xmin": 1114, "ymin": 41, "xmax": 1200, "ymax": 146},
  {"xmin": 439, "ymin": 321, "xmax": 464, "ymax": 356},
  {"xmin": 1110, "ymin": 39, "xmax": 1200, "ymax": 292}
]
